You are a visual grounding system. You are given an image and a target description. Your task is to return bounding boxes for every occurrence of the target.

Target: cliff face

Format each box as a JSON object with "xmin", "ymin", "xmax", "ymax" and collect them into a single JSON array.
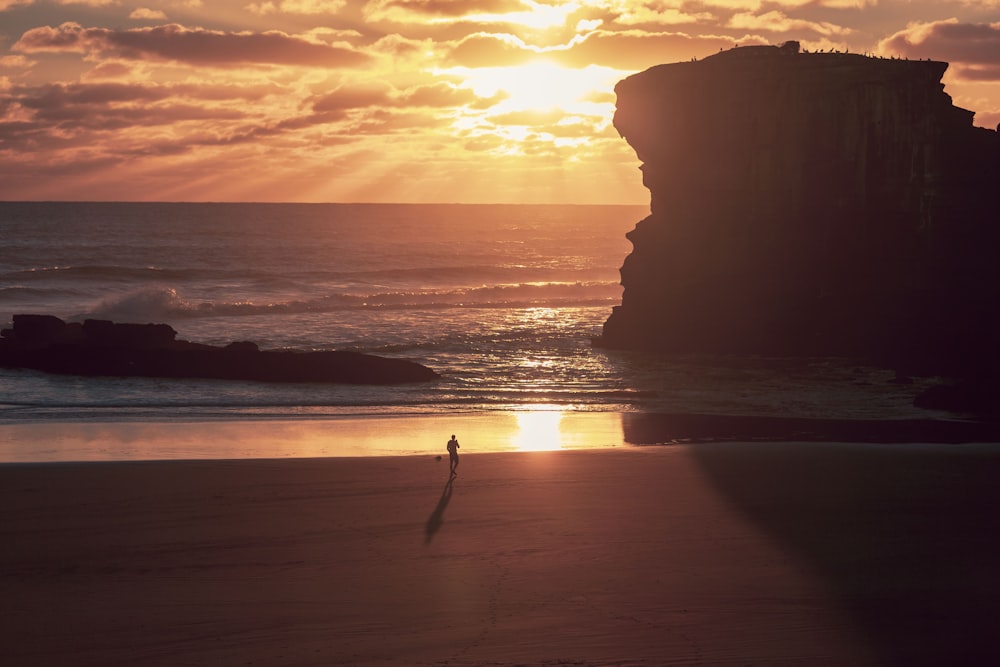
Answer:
[{"xmin": 597, "ymin": 45, "xmax": 1000, "ymax": 375}]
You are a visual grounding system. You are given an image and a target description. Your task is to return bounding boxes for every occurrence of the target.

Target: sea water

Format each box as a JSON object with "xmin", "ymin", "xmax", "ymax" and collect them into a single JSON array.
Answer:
[{"xmin": 0, "ymin": 202, "xmax": 945, "ymax": 439}]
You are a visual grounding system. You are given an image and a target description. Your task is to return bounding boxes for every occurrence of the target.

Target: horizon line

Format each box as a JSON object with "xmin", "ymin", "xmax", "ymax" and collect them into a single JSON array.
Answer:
[{"xmin": 0, "ymin": 200, "xmax": 651, "ymax": 207}]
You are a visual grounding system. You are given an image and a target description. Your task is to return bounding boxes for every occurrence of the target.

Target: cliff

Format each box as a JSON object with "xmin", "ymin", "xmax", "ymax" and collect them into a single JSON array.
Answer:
[
  {"xmin": 596, "ymin": 44, "xmax": 1000, "ymax": 379},
  {"xmin": 0, "ymin": 314, "xmax": 439, "ymax": 384}
]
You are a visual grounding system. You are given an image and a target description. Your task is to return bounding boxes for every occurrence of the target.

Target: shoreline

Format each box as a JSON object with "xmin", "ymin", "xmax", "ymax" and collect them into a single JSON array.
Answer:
[
  {"xmin": 2, "ymin": 409, "xmax": 999, "ymax": 464},
  {"xmin": 0, "ymin": 410, "xmax": 628, "ymax": 463},
  {"xmin": 3, "ymin": 444, "xmax": 1000, "ymax": 665}
]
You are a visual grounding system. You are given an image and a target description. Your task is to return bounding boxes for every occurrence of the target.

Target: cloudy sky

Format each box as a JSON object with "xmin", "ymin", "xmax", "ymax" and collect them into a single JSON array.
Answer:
[{"xmin": 1, "ymin": 1, "xmax": 999, "ymax": 204}]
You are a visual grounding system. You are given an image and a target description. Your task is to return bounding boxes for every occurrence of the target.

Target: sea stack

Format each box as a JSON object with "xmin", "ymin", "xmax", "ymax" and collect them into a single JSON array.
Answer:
[{"xmin": 596, "ymin": 44, "xmax": 1000, "ymax": 377}]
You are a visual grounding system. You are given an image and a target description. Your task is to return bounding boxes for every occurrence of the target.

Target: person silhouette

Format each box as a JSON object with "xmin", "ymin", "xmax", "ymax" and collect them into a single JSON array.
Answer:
[{"xmin": 447, "ymin": 434, "xmax": 460, "ymax": 476}]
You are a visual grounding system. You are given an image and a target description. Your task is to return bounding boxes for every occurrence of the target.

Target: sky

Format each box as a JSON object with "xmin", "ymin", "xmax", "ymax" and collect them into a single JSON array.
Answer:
[{"xmin": 1, "ymin": 1, "xmax": 999, "ymax": 204}]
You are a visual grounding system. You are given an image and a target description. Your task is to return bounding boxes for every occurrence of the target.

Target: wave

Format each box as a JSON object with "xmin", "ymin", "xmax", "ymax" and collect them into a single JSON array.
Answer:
[
  {"xmin": 0, "ymin": 387, "xmax": 653, "ymax": 414},
  {"xmin": 74, "ymin": 282, "xmax": 623, "ymax": 322}
]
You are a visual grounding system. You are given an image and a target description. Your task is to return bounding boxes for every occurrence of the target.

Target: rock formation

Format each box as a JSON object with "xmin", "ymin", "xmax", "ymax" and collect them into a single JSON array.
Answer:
[
  {"xmin": 596, "ymin": 44, "xmax": 1000, "ymax": 382},
  {"xmin": 0, "ymin": 314, "xmax": 439, "ymax": 384}
]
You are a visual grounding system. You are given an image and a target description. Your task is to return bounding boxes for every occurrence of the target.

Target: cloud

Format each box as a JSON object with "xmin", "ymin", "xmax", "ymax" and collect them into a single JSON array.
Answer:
[
  {"xmin": 13, "ymin": 22, "xmax": 372, "ymax": 68},
  {"xmin": 700, "ymin": 0, "xmax": 874, "ymax": 7},
  {"xmin": 309, "ymin": 80, "xmax": 484, "ymax": 119},
  {"xmin": 441, "ymin": 26, "xmax": 740, "ymax": 72},
  {"xmin": 463, "ymin": 133, "xmax": 505, "ymax": 151},
  {"xmin": 130, "ymin": 8, "xmax": 168, "ymax": 20},
  {"xmin": 556, "ymin": 29, "xmax": 739, "ymax": 69},
  {"xmin": 400, "ymin": 81, "xmax": 480, "ymax": 107},
  {"xmin": 245, "ymin": 0, "xmax": 347, "ymax": 15},
  {"xmin": 612, "ymin": 5, "xmax": 715, "ymax": 26},
  {"xmin": 447, "ymin": 0, "xmax": 584, "ymax": 31},
  {"xmin": 446, "ymin": 32, "xmax": 540, "ymax": 67},
  {"xmin": 0, "ymin": 0, "xmax": 33, "ymax": 10},
  {"xmin": 955, "ymin": 65, "xmax": 1000, "ymax": 81},
  {"xmin": 368, "ymin": 33, "xmax": 439, "ymax": 64},
  {"xmin": 364, "ymin": 0, "xmax": 524, "ymax": 22},
  {"xmin": 489, "ymin": 107, "xmax": 567, "ymax": 126},
  {"xmin": 304, "ymin": 26, "xmax": 364, "ymax": 41},
  {"xmin": 728, "ymin": 10, "xmax": 853, "ymax": 37},
  {"xmin": 546, "ymin": 116, "xmax": 602, "ymax": 138},
  {"xmin": 0, "ymin": 79, "xmax": 293, "ymax": 150},
  {"xmin": 0, "ymin": 54, "xmax": 31, "ymax": 68},
  {"xmin": 311, "ymin": 81, "xmax": 394, "ymax": 116},
  {"xmin": 953, "ymin": 0, "xmax": 1000, "ymax": 6},
  {"xmin": 350, "ymin": 107, "xmax": 448, "ymax": 133},
  {"xmin": 878, "ymin": 19, "xmax": 1000, "ymax": 69},
  {"xmin": 17, "ymin": 82, "xmax": 171, "ymax": 110},
  {"xmin": 82, "ymin": 61, "xmax": 135, "ymax": 79}
]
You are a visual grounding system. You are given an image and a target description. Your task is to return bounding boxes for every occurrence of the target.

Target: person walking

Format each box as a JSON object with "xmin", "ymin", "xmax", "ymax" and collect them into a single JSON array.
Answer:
[{"xmin": 447, "ymin": 434, "xmax": 460, "ymax": 476}]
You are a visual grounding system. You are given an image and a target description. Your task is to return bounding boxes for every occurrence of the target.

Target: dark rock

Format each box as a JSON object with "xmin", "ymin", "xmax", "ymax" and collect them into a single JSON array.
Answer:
[
  {"xmin": 0, "ymin": 314, "xmax": 438, "ymax": 385},
  {"xmin": 595, "ymin": 45, "xmax": 1000, "ymax": 382},
  {"xmin": 225, "ymin": 341, "xmax": 259, "ymax": 354},
  {"xmin": 82, "ymin": 319, "xmax": 177, "ymax": 348},
  {"xmin": 6, "ymin": 314, "xmax": 82, "ymax": 348}
]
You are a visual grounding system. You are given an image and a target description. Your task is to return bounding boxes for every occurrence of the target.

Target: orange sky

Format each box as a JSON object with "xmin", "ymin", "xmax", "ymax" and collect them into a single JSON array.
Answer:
[{"xmin": 2, "ymin": 1, "xmax": 999, "ymax": 204}]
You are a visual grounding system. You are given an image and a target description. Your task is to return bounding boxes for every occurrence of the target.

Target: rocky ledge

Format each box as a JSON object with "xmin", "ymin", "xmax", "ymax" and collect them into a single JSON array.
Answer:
[
  {"xmin": 0, "ymin": 314, "xmax": 439, "ymax": 384},
  {"xmin": 595, "ymin": 43, "xmax": 1000, "ymax": 413}
]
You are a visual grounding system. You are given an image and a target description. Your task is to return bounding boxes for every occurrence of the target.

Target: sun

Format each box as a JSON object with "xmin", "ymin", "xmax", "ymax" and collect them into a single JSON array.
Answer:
[{"xmin": 441, "ymin": 60, "xmax": 622, "ymax": 115}]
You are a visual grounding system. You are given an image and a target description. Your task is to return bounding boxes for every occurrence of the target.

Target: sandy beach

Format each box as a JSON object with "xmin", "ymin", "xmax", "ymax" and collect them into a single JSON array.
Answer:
[{"xmin": 3, "ymin": 433, "xmax": 1000, "ymax": 666}]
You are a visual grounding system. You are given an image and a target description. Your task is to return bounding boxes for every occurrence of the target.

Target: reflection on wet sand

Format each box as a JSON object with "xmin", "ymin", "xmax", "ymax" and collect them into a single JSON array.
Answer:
[
  {"xmin": 0, "ymin": 410, "xmax": 625, "ymax": 462},
  {"xmin": 511, "ymin": 409, "xmax": 563, "ymax": 451}
]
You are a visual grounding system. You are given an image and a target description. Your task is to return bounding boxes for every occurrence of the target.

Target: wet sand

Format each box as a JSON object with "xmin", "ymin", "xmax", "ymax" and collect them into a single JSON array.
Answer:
[{"xmin": 3, "ymin": 440, "xmax": 1000, "ymax": 666}]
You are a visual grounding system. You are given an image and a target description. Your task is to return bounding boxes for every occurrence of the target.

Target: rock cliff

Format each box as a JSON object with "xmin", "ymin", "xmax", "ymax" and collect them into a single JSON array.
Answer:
[
  {"xmin": 0, "ymin": 314, "xmax": 439, "ymax": 384},
  {"xmin": 596, "ymin": 44, "xmax": 1000, "ymax": 379}
]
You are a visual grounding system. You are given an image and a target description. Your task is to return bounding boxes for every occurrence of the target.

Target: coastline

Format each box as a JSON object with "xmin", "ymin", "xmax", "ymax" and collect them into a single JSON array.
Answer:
[
  {"xmin": 2, "ymin": 408, "xmax": 999, "ymax": 463},
  {"xmin": 3, "ymin": 443, "xmax": 1000, "ymax": 665},
  {"xmin": 0, "ymin": 411, "xmax": 629, "ymax": 462}
]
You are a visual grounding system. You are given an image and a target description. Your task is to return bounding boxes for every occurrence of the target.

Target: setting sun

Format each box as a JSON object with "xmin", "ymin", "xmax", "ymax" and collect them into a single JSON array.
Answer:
[{"xmin": 444, "ymin": 61, "xmax": 621, "ymax": 115}]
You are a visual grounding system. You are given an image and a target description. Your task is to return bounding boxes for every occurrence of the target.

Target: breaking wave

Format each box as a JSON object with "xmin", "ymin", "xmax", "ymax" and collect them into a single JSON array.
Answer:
[{"xmin": 76, "ymin": 282, "xmax": 623, "ymax": 322}]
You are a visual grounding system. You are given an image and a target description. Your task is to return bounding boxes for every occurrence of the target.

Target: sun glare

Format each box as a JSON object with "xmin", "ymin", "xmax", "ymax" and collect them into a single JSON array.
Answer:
[
  {"xmin": 443, "ymin": 61, "xmax": 622, "ymax": 115},
  {"xmin": 511, "ymin": 408, "xmax": 565, "ymax": 451}
]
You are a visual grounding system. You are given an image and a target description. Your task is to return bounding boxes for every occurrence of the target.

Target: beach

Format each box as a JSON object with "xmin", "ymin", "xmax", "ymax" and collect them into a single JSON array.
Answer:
[{"xmin": 3, "ymin": 428, "xmax": 1000, "ymax": 666}]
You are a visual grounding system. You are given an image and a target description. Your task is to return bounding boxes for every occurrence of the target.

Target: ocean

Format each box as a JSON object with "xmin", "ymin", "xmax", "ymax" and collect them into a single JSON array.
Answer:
[{"xmin": 0, "ymin": 202, "xmax": 950, "ymax": 458}]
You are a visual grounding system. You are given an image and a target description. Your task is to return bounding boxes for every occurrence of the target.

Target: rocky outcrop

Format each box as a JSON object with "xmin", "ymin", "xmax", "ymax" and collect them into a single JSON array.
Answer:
[
  {"xmin": 0, "ymin": 314, "xmax": 439, "ymax": 384},
  {"xmin": 596, "ymin": 45, "xmax": 1000, "ymax": 381}
]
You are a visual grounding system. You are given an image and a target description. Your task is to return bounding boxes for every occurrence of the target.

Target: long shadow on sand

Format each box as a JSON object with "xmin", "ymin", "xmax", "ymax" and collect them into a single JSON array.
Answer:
[
  {"xmin": 425, "ymin": 477, "xmax": 454, "ymax": 544},
  {"xmin": 689, "ymin": 440, "xmax": 1000, "ymax": 666},
  {"xmin": 623, "ymin": 412, "xmax": 1000, "ymax": 664}
]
